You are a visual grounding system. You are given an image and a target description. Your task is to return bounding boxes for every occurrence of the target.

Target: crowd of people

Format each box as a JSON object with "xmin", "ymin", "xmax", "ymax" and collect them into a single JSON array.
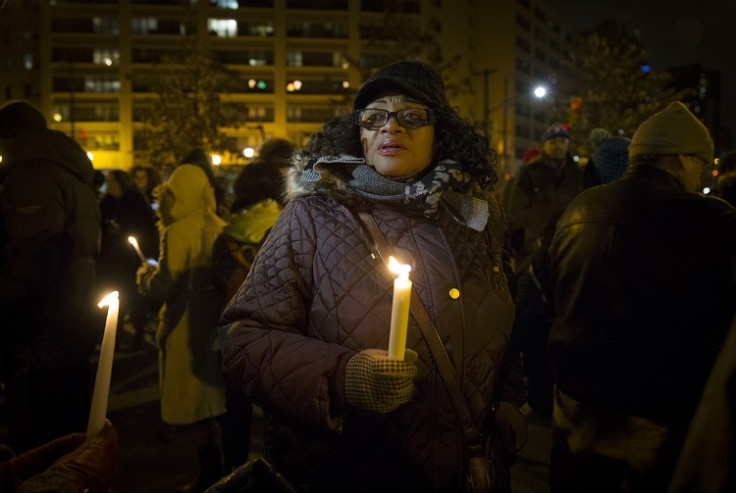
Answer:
[{"xmin": 1, "ymin": 59, "xmax": 735, "ymax": 493}]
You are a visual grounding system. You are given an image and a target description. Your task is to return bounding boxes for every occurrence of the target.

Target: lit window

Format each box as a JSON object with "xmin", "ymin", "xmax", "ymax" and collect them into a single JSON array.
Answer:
[
  {"xmin": 83, "ymin": 78, "xmax": 121, "ymax": 93},
  {"xmin": 23, "ymin": 53, "xmax": 33, "ymax": 70},
  {"xmin": 250, "ymin": 21, "xmax": 273, "ymax": 37},
  {"xmin": 208, "ymin": 19, "xmax": 238, "ymax": 37},
  {"xmin": 131, "ymin": 18, "xmax": 158, "ymax": 35},
  {"xmin": 93, "ymin": 17, "xmax": 119, "ymax": 35},
  {"xmin": 286, "ymin": 50, "xmax": 303, "ymax": 67},
  {"xmin": 93, "ymin": 48, "xmax": 120, "ymax": 66}
]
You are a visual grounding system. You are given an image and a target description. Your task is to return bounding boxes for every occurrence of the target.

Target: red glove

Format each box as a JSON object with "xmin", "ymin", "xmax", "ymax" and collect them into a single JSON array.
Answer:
[
  {"xmin": 1, "ymin": 420, "xmax": 118, "ymax": 492},
  {"xmin": 1, "ymin": 433, "xmax": 85, "ymax": 490},
  {"xmin": 50, "ymin": 419, "xmax": 119, "ymax": 492}
]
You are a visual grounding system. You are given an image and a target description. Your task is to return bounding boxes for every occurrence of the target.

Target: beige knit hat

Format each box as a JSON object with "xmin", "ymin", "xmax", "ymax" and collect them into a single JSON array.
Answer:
[{"xmin": 629, "ymin": 101, "xmax": 713, "ymax": 165}]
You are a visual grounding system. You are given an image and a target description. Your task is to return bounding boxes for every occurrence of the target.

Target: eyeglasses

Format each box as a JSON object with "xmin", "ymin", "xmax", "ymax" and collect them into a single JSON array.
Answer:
[
  {"xmin": 354, "ymin": 108, "xmax": 436, "ymax": 129},
  {"xmin": 686, "ymin": 155, "xmax": 708, "ymax": 167}
]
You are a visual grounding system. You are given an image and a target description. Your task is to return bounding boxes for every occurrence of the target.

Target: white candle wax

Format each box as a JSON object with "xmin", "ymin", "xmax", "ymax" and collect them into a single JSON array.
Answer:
[
  {"xmin": 388, "ymin": 256, "xmax": 412, "ymax": 360},
  {"xmin": 128, "ymin": 236, "xmax": 147, "ymax": 263},
  {"xmin": 87, "ymin": 291, "xmax": 119, "ymax": 438}
]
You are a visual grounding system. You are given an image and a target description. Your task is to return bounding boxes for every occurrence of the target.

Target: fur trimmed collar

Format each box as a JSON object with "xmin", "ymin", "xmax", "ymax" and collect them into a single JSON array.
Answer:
[{"xmin": 286, "ymin": 154, "xmax": 490, "ymax": 231}]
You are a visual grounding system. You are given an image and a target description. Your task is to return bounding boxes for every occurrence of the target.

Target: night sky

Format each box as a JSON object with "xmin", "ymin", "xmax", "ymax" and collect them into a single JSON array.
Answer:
[{"xmin": 552, "ymin": 0, "xmax": 736, "ymax": 147}]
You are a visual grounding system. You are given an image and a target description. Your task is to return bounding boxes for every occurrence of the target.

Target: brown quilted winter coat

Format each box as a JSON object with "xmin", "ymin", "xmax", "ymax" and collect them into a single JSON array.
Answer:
[{"xmin": 218, "ymin": 156, "xmax": 524, "ymax": 492}]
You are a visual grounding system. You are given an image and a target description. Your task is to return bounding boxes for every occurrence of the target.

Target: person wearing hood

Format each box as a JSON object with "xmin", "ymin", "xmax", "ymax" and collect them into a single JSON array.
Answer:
[
  {"xmin": 136, "ymin": 164, "xmax": 228, "ymax": 492},
  {"xmin": 180, "ymin": 148, "xmax": 229, "ymax": 219},
  {"xmin": 218, "ymin": 60, "xmax": 526, "ymax": 492},
  {"xmin": 0, "ymin": 100, "xmax": 101, "ymax": 454}
]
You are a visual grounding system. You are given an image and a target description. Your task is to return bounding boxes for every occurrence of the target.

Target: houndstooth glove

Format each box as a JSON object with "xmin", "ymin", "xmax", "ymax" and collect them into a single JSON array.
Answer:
[{"xmin": 345, "ymin": 348, "xmax": 418, "ymax": 413}]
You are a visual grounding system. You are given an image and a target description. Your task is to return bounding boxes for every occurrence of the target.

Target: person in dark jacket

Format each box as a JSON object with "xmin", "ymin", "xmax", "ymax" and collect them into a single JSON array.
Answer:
[
  {"xmin": 131, "ymin": 164, "xmax": 161, "ymax": 209},
  {"xmin": 97, "ymin": 169, "xmax": 157, "ymax": 352},
  {"xmin": 505, "ymin": 122, "xmax": 584, "ymax": 264},
  {"xmin": 516, "ymin": 133, "xmax": 631, "ymax": 420},
  {"xmin": 218, "ymin": 60, "xmax": 527, "ymax": 492},
  {"xmin": 0, "ymin": 100, "xmax": 101, "ymax": 454},
  {"xmin": 547, "ymin": 101, "xmax": 736, "ymax": 492},
  {"xmin": 211, "ymin": 160, "xmax": 284, "ymax": 473}
]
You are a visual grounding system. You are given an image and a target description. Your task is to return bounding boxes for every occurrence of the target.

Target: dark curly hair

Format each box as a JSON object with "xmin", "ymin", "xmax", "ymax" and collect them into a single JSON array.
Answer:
[
  {"xmin": 303, "ymin": 106, "xmax": 498, "ymax": 189},
  {"xmin": 231, "ymin": 160, "xmax": 284, "ymax": 212}
]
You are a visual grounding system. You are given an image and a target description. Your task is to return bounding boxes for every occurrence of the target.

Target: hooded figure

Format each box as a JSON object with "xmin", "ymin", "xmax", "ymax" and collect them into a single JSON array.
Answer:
[
  {"xmin": 0, "ymin": 100, "xmax": 101, "ymax": 452},
  {"xmin": 137, "ymin": 164, "xmax": 227, "ymax": 425},
  {"xmin": 136, "ymin": 164, "xmax": 228, "ymax": 489}
]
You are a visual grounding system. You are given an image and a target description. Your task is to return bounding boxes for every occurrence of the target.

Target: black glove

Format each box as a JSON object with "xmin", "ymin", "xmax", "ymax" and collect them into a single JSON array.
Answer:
[{"xmin": 493, "ymin": 401, "xmax": 527, "ymax": 457}]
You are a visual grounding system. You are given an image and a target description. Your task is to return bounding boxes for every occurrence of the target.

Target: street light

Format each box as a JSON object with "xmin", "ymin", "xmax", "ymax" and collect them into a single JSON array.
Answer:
[
  {"xmin": 492, "ymin": 82, "xmax": 548, "ymax": 173},
  {"xmin": 472, "ymin": 68, "xmax": 548, "ymax": 171}
]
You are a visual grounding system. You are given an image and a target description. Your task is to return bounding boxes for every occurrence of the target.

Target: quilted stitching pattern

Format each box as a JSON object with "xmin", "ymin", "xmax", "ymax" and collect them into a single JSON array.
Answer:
[{"xmin": 219, "ymin": 192, "xmax": 515, "ymax": 485}]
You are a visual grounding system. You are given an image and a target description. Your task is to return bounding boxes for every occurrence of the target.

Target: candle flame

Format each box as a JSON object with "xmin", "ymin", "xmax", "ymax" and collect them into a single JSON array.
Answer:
[
  {"xmin": 388, "ymin": 256, "xmax": 411, "ymax": 276},
  {"xmin": 127, "ymin": 236, "xmax": 138, "ymax": 248},
  {"xmin": 98, "ymin": 291, "xmax": 119, "ymax": 308}
]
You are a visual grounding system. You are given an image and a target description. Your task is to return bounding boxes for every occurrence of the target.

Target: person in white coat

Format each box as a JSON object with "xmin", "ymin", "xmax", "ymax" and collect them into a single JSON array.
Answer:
[{"xmin": 137, "ymin": 164, "xmax": 227, "ymax": 492}]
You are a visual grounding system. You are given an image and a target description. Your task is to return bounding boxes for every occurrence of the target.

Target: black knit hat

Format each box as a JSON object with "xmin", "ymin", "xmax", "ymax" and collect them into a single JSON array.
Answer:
[
  {"xmin": 0, "ymin": 100, "xmax": 47, "ymax": 138},
  {"xmin": 353, "ymin": 60, "xmax": 450, "ymax": 110}
]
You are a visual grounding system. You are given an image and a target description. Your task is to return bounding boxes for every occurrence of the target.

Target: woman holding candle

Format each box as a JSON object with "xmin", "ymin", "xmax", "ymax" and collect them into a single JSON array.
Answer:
[{"xmin": 219, "ymin": 61, "xmax": 526, "ymax": 492}]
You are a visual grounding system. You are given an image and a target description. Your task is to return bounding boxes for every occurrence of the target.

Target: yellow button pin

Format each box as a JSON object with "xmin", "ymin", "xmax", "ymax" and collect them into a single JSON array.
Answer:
[{"xmin": 449, "ymin": 288, "xmax": 460, "ymax": 299}]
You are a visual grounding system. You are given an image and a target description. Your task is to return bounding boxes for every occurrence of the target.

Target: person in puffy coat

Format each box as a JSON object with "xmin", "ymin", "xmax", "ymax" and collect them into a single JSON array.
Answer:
[
  {"xmin": 218, "ymin": 61, "xmax": 526, "ymax": 492},
  {"xmin": 137, "ymin": 164, "xmax": 227, "ymax": 491}
]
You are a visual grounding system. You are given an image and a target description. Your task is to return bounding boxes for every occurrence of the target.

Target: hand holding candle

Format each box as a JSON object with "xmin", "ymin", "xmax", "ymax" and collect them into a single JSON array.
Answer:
[
  {"xmin": 87, "ymin": 291, "xmax": 119, "ymax": 439},
  {"xmin": 127, "ymin": 236, "xmax": 147, "ymax": 263},
  {"xmin": 388, "ymin": 256, "xmax": 412, "ymax": 360},
  {"xmin": 129, "ymin": 235, "xmax": 158, "ymax": 266}
]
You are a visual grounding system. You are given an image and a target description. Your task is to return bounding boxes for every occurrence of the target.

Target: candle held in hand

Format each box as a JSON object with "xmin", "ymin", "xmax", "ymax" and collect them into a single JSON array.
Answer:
[
  {"xmin": 87, "ymin": 291, "xmax": 119, "ymax": 438},
  {"xmin": 127, "ymin": 236, "xmax": 147, "ymax": 263},
  {"xmin": 388, "ymin": 256, "xmax": 412, "ymax": 360}
]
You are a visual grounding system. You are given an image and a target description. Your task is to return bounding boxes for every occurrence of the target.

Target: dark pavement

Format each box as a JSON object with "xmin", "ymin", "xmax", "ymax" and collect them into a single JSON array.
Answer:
[
  {"xmin": 1, "ymin": 320, "xmax": 551, "ymax": 492},
  {"xmin": 105, "ymin": 322, "xmax": 265, "ymax": 493}
]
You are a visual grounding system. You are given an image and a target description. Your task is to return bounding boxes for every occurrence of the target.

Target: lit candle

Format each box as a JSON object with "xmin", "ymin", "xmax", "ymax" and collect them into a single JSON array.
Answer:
[
  {"xmin": 87, "ymin": 291, "xmax": 119, "ymax": 438},
  {"xmin": 388, "ymin": 256, "xmax": 412, "ymax": 360},
  {"xmin": 128, "ymin": 236, "xmax": 147, "ymax": 263}
]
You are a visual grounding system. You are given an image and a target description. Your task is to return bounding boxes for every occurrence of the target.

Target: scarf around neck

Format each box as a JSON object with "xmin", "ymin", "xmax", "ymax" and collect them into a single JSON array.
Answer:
[{"xmin": 301, "ymin": 155, "xmax": 490, "ymax": 231}]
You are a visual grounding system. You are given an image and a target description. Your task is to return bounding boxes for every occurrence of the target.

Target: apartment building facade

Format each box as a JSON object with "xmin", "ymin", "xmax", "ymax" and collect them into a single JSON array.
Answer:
[{"xmin": 0, "ymin": 0, "xmax": 581, "ymax": 174}]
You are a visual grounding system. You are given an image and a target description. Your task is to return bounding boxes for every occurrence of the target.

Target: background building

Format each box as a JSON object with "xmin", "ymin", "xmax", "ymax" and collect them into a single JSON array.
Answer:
[{"xmin": 1, "ymin": 0, "xmax": 582, "ymax": 174}]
